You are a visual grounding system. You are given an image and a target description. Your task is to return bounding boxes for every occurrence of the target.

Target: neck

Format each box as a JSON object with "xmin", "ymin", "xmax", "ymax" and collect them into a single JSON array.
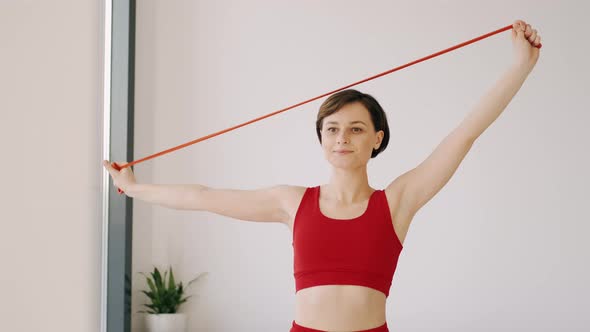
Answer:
[{"xmin": 325, "ymin": 166, "xmax": 374, "ymax": 204}]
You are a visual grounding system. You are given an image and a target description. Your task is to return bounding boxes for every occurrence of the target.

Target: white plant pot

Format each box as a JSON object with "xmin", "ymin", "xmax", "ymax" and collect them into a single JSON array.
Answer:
[{"xmin": 145, "ymin": 313, "xmax": 187, "ymax": 332}]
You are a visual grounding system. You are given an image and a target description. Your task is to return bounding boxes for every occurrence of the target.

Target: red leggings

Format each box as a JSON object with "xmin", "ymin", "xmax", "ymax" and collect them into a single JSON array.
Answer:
[{"xmin": 290, "ymin": 320, "xmax": 389, "ymax": 332}]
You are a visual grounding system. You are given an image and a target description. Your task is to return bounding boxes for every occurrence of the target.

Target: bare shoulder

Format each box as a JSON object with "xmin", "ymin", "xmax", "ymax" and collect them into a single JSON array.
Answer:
[
  {"xmin": 274, "ymin": 184, "xmax": 307, "ymax": 230},
  {"xmin": 274, "ymin": 184, "xmax": 307, "ymax": 199}
]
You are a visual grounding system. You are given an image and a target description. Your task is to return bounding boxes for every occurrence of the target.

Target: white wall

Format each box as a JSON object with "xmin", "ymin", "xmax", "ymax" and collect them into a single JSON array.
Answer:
[{"xmin": 0, "ymin": 0, "xmax": 103, "ymax": 331}]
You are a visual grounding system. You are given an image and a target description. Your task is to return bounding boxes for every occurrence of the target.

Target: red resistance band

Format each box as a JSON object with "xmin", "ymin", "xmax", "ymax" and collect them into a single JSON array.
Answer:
[{"xmin": 111, "ymin": 24, "xmax": 541, "ymax": 194}]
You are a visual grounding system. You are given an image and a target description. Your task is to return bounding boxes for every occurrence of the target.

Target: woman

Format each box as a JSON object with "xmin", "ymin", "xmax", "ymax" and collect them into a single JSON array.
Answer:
[{"xmin": 104, "ymin": 20, "xmax": 541, "ymax": 332}]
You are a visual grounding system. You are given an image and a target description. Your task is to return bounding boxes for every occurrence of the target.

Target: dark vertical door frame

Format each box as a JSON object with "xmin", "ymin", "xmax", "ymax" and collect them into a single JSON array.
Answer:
[{"xmin": 102, "ymin": 0, "xmax": 135, "ymax": 331}]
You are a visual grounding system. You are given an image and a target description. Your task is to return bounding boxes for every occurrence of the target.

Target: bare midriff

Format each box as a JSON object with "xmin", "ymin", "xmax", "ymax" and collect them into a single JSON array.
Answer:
[{"xmin": 294, "ymin": 284, "xmax": 387, "ymax": 331}]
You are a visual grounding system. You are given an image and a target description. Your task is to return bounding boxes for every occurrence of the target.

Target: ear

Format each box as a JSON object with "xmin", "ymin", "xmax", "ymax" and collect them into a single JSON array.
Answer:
[{"xmin": 374, "ymin": 130, "xmax": 384, "ymax": 149}]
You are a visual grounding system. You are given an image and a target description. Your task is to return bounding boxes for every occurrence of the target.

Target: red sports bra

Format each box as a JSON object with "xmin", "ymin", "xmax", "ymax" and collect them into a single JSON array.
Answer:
[{"xmin": 292, "ymin": 186, "xmax": 403, "ymax": 297}]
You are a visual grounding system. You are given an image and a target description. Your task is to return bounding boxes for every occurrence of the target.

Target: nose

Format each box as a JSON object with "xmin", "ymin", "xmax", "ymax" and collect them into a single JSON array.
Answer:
[{"xmin": 337, "ymin": 131, "xmax": 350, "ymax": 144}]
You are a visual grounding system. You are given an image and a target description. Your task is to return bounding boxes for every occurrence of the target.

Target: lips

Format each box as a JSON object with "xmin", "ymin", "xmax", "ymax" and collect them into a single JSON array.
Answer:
[{"xmin": 334, "ymin": 150, "xmax": 353, "ymax": 153}]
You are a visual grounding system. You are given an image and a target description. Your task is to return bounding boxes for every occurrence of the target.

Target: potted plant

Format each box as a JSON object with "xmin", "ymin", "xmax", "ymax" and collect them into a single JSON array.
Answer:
[{"xmin": 138, "ymin": 266, "xmax": 208, "ymax": 332}]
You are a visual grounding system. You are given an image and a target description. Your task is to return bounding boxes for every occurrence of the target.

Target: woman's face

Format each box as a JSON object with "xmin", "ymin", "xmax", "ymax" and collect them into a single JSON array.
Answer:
[{"xmin": 320, "ymin": 102, "xmax": 384, "ymax": 170}]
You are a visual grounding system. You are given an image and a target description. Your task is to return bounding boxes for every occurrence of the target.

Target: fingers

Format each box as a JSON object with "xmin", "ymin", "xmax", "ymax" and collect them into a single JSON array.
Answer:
[
  {"xmin": 103, "ymin": 160, "xmax": 113, "ymax": 172},
  {"xmin": 524, "ymin": 24, "xmax": 533, "ymax": 38},
  {"xmin": 513, "ymin": 20, "xmax": 526, "ymax": 32},
  {"xmin": 103, "ymin": 160, "xmax": 116, "ymax": 172},
  {"xmin": 103, "ymin": 160, "xmax": 126, "ymax": 194},
  {"xmin": 103, "ymin": 160, "xmax": 123, "ymax": 174},
  {"xmin": 513, "ymin": 19, "xmax": 542, "ymax": 47},
  {"xmin": 528, "ymin": 28, "xmax": 537, "ymax": 43},
  {"xmin": 512, "ymin": 20, "xmax": 531, "ymax": 36},
  {"xmin": 527, "ymin": 26, "xmax": 540, "ymax": 46}
]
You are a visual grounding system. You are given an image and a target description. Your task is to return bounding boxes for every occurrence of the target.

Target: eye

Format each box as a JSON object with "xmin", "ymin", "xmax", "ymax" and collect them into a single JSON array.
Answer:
[
  {"xmin": 352, "ymin": 127, "xmax": 363, "ymax": 133},
  {"xmin": 327, "ymin": 127, "xmax": 337, "ymax": 132}
]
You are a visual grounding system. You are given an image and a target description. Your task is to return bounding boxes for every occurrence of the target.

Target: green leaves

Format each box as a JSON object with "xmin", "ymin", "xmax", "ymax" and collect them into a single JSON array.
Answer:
[{"xmin": 137, "ymin": 266, "xmax": 208, "ymax": 314}]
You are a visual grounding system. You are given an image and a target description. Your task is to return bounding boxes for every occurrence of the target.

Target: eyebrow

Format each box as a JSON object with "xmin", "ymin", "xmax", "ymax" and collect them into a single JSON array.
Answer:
[{"xmin": 325, "ymin": 121, "xmax": 367, "ymax": 126}]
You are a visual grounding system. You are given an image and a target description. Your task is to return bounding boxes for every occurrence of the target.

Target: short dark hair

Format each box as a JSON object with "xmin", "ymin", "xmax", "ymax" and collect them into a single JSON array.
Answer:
[{"xmin": 316, "ymin": 89, "xmax": 390, "ymax": 158}]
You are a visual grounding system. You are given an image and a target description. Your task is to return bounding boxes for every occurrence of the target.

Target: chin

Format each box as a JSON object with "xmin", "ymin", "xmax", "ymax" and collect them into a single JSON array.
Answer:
[{"xmin": 327, "ymin": 158, "xmax": 361, "ymax": 170}]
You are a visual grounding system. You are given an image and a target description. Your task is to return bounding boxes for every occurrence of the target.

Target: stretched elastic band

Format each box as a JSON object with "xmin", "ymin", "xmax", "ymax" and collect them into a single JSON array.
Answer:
[{"xmin": 111, "ymin": 23, "xmax": 540, "ymax": 192}]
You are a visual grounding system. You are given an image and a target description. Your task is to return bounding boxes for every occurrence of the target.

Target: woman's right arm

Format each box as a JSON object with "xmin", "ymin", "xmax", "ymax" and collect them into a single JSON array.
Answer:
[
  {"xmin": 129, "ymin": 184, "xmax": 292, "ymax": 223},
  {"xmin": 103, "ymin": 160, "xmax": 292, "ymax": 224},
  {"xmin": 126, "ymin": 183, "xmax": 208, "ymax": 210}
]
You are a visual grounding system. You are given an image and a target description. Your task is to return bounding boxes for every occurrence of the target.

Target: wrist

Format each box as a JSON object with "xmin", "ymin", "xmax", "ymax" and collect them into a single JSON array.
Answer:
[
  {"xmin": 125, "ymin": 183, "xmax": 139, "ymax": 197},
  {"xmin": 510, "ymin": 61, "xmax": 535, "ymax": 76},
  {"xmin": 512, "ymin": 57, "xmax": 536, "ymax": 73}
]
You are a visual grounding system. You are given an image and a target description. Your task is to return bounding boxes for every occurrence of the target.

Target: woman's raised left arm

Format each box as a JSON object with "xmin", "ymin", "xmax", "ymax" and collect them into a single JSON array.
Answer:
[
  {"xmin": 455, "ymin": 20, "xmax": 541, "ymax": 142},
  {"xmin": 388, "ymin": 19, "xmax": 542, "ymax": 214}
]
